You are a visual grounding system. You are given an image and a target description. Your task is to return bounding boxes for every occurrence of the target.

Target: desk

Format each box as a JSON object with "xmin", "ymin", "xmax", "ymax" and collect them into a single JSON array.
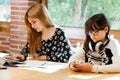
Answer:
[
  {"xmin": 0, "ymin": 67, "xmax": 120, "ymax": 80},
  {"xmin": 0, "ymin": 52, "xmax": 120, "ymax": 80}
]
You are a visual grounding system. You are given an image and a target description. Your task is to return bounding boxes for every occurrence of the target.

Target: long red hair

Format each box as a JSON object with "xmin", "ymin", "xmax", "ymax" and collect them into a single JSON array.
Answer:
[{"xmin": 24, "ymin": 2, "xmax": 55, "ymax": 56}]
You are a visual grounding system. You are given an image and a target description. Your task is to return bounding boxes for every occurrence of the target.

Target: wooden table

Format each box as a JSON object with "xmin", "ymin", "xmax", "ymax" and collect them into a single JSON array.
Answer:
[{"xmin": 0, "ymin": 67, "xmax": 120, "ymax": 80}]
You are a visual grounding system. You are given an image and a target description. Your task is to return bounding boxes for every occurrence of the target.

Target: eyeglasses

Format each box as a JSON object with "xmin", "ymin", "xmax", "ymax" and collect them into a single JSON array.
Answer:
[{"xmin": 87, "ymin": 29, "xmax": 101, "ymax": 36}]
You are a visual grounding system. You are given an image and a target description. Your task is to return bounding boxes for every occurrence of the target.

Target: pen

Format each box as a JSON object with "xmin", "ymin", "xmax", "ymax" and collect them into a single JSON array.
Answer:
[{"xmin": 38, "ymin": 62, "xmax": 48, "ymax": 68}]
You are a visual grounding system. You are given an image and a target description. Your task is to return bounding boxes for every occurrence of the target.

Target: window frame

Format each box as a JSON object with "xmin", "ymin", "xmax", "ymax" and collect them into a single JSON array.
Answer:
[
  {"xmin": 44, "ymin": 0, "xmax": 120, "ymax": 40},
  {"xmin": 0, "ymin": 1, "xmax": 10, "ymax": 32},
  {"xmin": 0, "ymin": 21, "xmax": 10, "ymax": 32},
  {"xmin": 43, "ymin": 0, "xmax": 85, "ymax": 39}
]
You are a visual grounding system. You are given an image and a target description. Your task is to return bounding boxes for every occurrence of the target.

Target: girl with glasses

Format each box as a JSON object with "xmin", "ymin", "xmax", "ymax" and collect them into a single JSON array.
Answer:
[{"xmin": 69, "ymin": 13, "xmax": 120, "ymax": 73}]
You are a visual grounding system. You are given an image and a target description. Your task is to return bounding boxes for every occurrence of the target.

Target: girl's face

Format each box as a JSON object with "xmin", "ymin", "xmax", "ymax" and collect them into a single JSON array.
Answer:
[
  {"xmin": 28, "ymin": 17, "xmax": 45, "ymax": 32},
  {"xmin": 88, "ymin": 27, "xmax": 108, "ymax": 42}
]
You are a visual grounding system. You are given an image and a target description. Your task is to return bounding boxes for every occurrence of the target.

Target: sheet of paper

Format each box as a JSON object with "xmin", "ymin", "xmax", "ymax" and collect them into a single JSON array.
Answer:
[
  {"xmin": 16, "ymin": 60, "xmax": 68, "ymax": 69},
  {"xmin": 0, "ymin": 53, "xmax": 69, "ymax": 70},
  {"xmin": 15, "ymin": 60, "xmax": 47, "ymax": 67},
  {"xmin": 0, "ymin": 57, "xmax": 7, "ymax": 65},
  {"xmin": 39, "ymin": 62, "xmax": 68, "ymax": 69},
  {"xmin": 0, "ymin": 52, "xmax": 9, "ymax": 57},
  {"xmin": 20, "ymin": 61, "xmax": 69, "ymax": 73}
]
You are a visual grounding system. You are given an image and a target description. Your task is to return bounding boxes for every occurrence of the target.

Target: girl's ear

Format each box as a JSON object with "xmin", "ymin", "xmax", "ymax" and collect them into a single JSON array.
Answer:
[{"xmin": 104, "ymin": 26, "xmax": 108, "ymax": 33}]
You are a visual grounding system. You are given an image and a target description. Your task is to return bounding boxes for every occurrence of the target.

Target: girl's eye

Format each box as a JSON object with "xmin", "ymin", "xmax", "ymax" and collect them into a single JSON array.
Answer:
[
  {"xmin": 94, "ymin": 30, "xmax": 99, "ymax": 33},
  {"xmin": 32, "ymin": 21, "xmax": 36, "ymax": 24},
  {"xmin": 30, "ymin": 20, "xmax": 36, "ymax": 24}
]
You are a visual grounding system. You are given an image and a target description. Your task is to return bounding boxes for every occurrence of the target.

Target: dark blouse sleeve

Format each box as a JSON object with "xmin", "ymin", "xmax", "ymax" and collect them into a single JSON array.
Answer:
[
  {"xmin": 20, "ymin": 42, "xmax": 30, "ymax": 60},
  {"xmin": 47, "ymin": 28, "xmax": 72, "ymax": 63}
]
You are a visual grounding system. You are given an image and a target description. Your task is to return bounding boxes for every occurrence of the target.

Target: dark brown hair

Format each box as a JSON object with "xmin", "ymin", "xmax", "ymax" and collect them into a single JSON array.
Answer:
[{"xmin": 83, "ymin": 13, "xmax": 110, "ymax": 53}]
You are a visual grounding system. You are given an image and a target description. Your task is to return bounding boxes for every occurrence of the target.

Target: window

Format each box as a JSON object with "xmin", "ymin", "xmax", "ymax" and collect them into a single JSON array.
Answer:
[
  {"xmin": 0, "ymin": 0, "xmax": 10, "ymax": 22},
  {"xmin": 0, "ymin": 0, "xmax": 10, "ymax": 32},
  {"xmin": 48, "ymin": 0, "xmax": 120, "ymax": 30}
]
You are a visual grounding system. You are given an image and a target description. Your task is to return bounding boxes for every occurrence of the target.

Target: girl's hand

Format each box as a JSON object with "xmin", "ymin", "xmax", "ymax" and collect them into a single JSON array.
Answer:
[
  {"xmin": 69, "ymin": 61, "xmax": 93, "ymax": 72},
  {"xmin": 69, "ymin": 61, "xmax": 81, "ymax": 72},
  {"xmin": 5, "ymin": 53, "xmax": 25, "ymax": 61},
  {"xmin": 35, "ymin": 55, "xmax": 47, "ymax": 61}
]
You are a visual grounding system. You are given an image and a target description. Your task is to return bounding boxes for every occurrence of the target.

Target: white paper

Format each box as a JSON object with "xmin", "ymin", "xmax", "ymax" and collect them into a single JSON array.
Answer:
[
  {"xmin": 39, "ymin": 62, "xmax": 68, "ymax": 69},
  {"xmin": 15, "ymin": 60, "xmax": 47, "ymax": 67},
  {"xmin": 16, "ymin": 60, "xmax": 68, "ymax": 69},
  {"xmin": 20, "ymin": 61, "xmax": 68, "ymax": 73},
  {"xmin": 0, "ymin": 57, "xmax": 7, "ymax": 65},
  {"xmin": 0, "ymin": 52, "xmax": 9, "ymax": 57},
  {"xmin": 0, "ymin": 53, "xmax": 68, "ymax": 70}
]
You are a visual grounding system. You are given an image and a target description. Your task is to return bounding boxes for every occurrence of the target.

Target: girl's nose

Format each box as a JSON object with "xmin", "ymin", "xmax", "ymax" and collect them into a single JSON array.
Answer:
[{"xmin": 31, "ymin": 24, "xmax": 35, "ymax": 29}]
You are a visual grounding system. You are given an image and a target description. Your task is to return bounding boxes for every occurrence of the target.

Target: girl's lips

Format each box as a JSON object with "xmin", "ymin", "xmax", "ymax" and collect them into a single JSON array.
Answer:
[{"xmin": 92, "ymin": 38, "xmax": 97, "ymax": 42}]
